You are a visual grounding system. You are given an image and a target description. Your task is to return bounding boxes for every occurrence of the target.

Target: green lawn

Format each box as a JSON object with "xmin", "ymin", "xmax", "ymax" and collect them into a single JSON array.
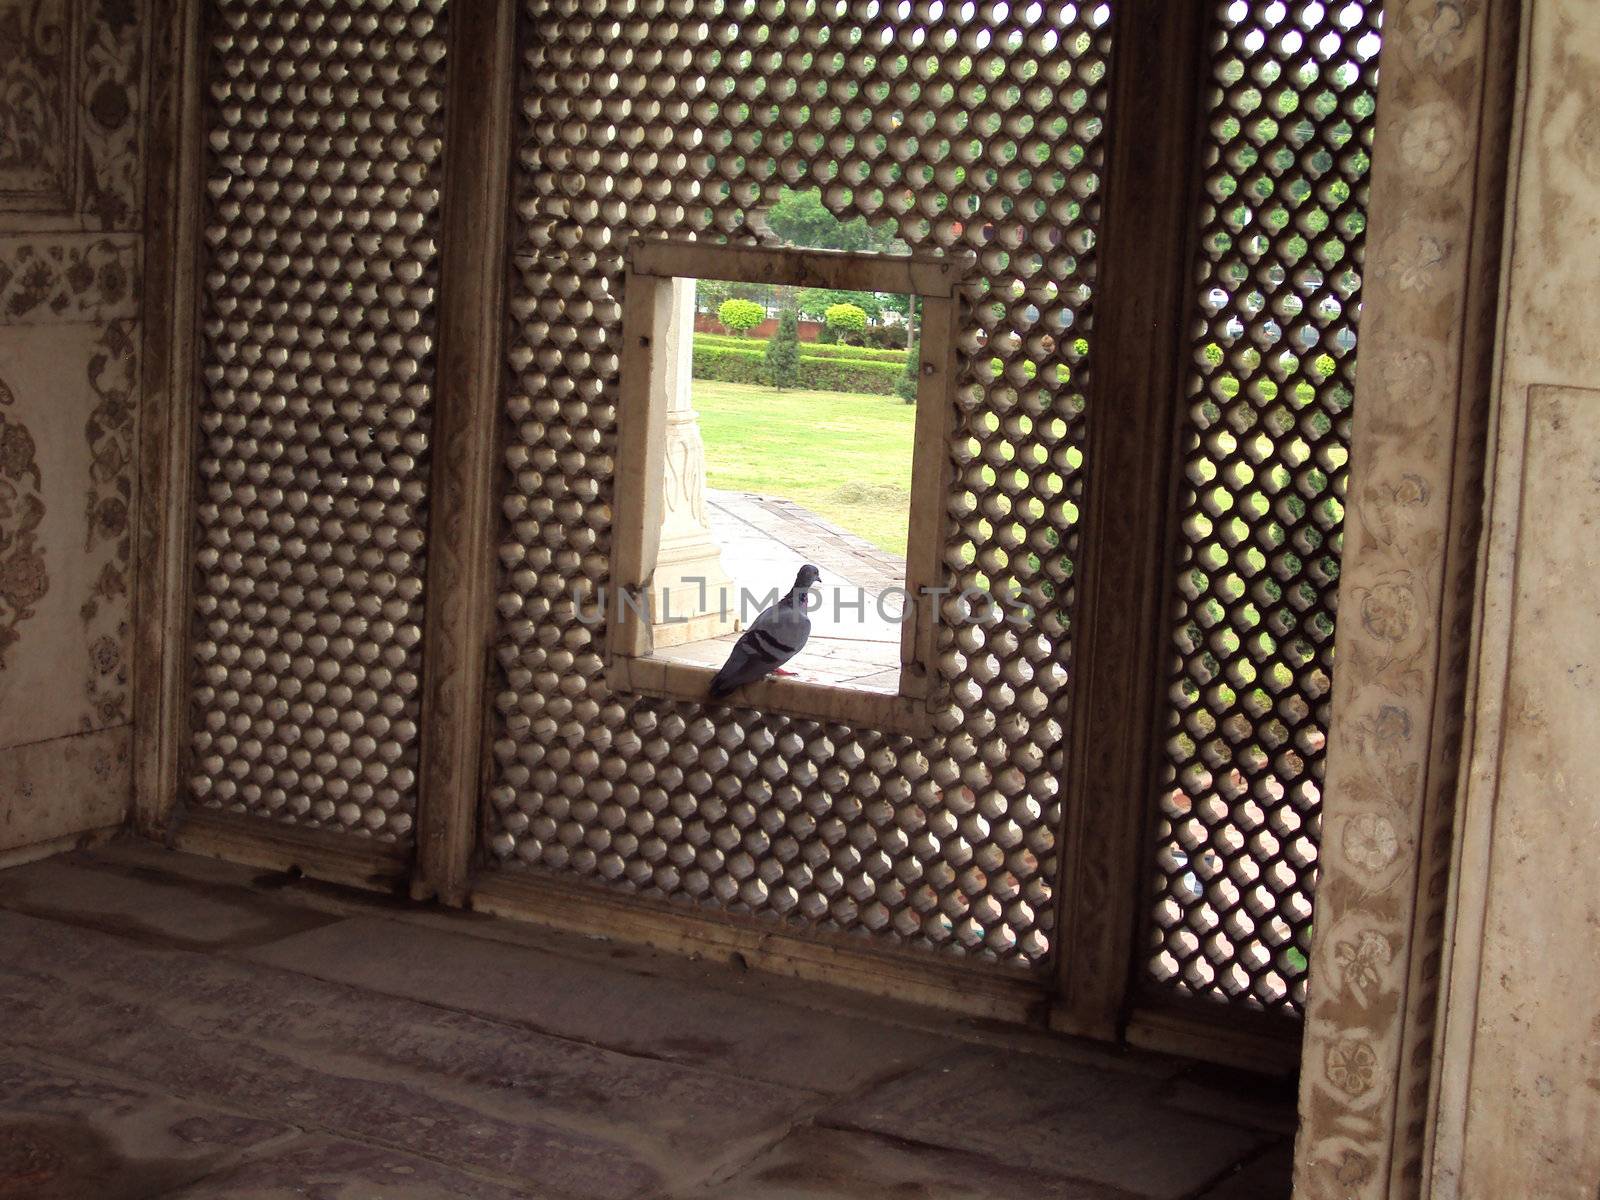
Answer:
[{"xmin": 691, "ymin": 379, "xmax": 915, "ymax": 557}]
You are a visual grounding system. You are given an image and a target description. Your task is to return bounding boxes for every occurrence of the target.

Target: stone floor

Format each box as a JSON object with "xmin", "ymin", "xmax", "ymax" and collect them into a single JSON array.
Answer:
[
  {"xmin": 658, "ymin": 490, "xmax": 907, "ymax": 692},
  {"xmin": 0, "ymin": 840, "xmax": 1296, "ymax": 1199}
]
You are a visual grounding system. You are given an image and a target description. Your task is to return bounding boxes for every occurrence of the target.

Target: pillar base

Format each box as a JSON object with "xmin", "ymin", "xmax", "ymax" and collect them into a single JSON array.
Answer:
[{"xmin": 648, "ymin": 545, "xmax": 739, "ymax": 650}]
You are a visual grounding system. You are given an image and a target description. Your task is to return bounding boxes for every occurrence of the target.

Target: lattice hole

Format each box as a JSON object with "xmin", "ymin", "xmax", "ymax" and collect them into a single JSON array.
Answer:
[
  {"xmin": 1147, "ymin": 0, "xmax": 1381, "ymax": 1013},
  {"xmin": 187, "ymin": 0, "xmax": 449, "ymax": 838},
  {"xmin": 489, "ymin": 0, "xmax": 1112, "ymax": 965}
]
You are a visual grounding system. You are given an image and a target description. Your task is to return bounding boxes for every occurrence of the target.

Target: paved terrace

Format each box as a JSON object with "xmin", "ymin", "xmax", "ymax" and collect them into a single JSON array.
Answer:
[
  {"xmin": 0, "ymin": 841, "xmax": 1295, "ymax": 1198},
  {"xmin": 660, "ymin": 489, "xmax": 909, "ymax": 692}
]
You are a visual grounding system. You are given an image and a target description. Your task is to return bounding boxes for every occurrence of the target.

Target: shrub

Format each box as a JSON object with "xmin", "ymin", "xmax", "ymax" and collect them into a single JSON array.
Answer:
[
  {"xmin": 824, "ymin": 302, "xmax": 868, "ymax": 341},
  {"xmin": 694, "ymin": 334, "xmax": 907, "ymax": 365},
  {"xmin": 717, "ymin": 298, "xmax": 765, "ymax": 335},
  {"xmin": 795, "ymin": 342, "xmax": 907, "ymax": 364},
  {"xmin": 764, "ymin": 297, "xmax": 801, "ymax": 389},
  {"xmin": 695, "ymin": 333, "xmax": 768, "ymax": 352},
  {"xmin": 985, "ymin": 358, "xmax": 1073, "ymax": 384},
  {"xmin": 896, "ymin": 339, "xmax": 920, "ymax": 403},
  {"xmin": 864, "ymin": 323, "xmax": 909, "ymax": 350},
  {"xmin": 692, "ymin": 345, "xmax": 901, "ymax": 395},
  {"xmin": 797, "ymin": 357, "xmax": 900, "ymax": 395},
  {"xmin": 693, "ymin": 344, "xmax": 767, "ymax": 385}
]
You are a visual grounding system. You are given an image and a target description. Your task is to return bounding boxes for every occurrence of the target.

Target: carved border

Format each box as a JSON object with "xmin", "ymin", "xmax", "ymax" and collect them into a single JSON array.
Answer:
[
  {"xmin": 411, "ymin": 0, "xmax": 519, "ymax": 904},
  {"xmin": 1292, "ymin": 2, "xmax": 1519, "ymax": 1197},
  {"xmin": 80, "ymin": 317, "xmax": 137, "ymax": 730},
  {"xmin": 0, "ymin": 234, "xmax": 140, "ymax": 322}
]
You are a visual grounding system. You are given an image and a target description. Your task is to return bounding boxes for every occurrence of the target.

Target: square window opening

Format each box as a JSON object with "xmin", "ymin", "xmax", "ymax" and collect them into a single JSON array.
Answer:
[{"xmin": 607, "ymin": 238, "xmax": 968, "ymax": 734}]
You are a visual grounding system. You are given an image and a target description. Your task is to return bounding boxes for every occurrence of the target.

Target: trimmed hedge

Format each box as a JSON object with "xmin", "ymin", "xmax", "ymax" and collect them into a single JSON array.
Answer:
[
  {"xmin": 798, "ymin": 342, "xmax": 909, "ymax": 364},
  {"xmin": 695, "ymin": 333, "xmax": 909, "ymax": 364},
  {"xmin": 798, "ymin": 356, "xmax": 901, "ymax": 395},
  {"xmin": 689, "ymin": 337, "xmax": 1106, "ymax": 393},
  {"xmin": 693, "ymin": 344, "xmax": 901, "ymax": 395},
  {"xmin": 693, "ymin": 344, "xmax": 767, "ymax": 385}
]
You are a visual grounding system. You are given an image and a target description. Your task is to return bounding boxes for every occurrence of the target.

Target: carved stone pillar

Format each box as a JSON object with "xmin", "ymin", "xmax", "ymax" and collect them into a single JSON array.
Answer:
[{"xmin": 649, "ymin": 277, "xmax": 738, "ymax": 649}]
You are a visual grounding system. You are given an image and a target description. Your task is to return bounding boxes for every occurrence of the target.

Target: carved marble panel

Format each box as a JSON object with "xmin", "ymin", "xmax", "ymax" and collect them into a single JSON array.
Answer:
[
  {"xmin": 0, "ymin": 0, "xmax": 75, "ymax": 210},
  {"xmin": 1452, "ymin": 385, "xmax": 1600, "ymax": 1197},
  {"xmin": 0, "ymin": 0, "xmax": 145, "ymax": 231},
  {"xmin": 0, "ymin": 723, "xmax": 127, "ymax": 853},
  {"xmin": 0, "ymin": 318, "xmax": 136, "ymax": 749},
  {"xmin": 0, "ymin": 0, "xmax": 144, "ymax": 858}
]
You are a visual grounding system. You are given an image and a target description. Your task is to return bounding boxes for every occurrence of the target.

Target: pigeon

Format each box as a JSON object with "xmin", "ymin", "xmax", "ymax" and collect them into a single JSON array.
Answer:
[{"xmin": 709, "ymin": 564, "xmax": 821, "ymax": 700}]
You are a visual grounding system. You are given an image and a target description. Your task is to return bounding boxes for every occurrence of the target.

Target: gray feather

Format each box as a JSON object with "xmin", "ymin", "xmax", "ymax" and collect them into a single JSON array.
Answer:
[{"xmin": 709, "ymin": 564, "xmax": 820, "ymax": 699}]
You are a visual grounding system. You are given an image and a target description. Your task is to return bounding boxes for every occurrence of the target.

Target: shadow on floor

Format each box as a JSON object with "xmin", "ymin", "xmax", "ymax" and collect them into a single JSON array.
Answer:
[{"xmin": 0, "ymin": 840, "xmax": 1295, "ymax": 1199}]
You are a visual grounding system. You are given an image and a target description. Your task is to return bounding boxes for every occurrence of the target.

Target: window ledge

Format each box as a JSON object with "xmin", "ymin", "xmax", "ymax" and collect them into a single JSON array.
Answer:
[{"xmin": 608, "ymin": 654, "xmax": 937, "ymax": 738}]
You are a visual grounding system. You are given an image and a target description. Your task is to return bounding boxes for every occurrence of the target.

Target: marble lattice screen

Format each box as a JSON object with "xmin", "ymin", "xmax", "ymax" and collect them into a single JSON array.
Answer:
[
  {"xmin": 482, "ymin": 0, "xmax": 1114, "ymax": 969},
  {"xmin": 148, "ymin": 0, "xmax": 1397, "ymax": 1056}
]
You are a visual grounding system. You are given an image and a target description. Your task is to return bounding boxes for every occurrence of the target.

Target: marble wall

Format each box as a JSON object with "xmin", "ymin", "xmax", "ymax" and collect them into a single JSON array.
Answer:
[
  {"xmin": 1294, "ymin": 0, "xmax": 1600, "ymax": 1194},
  {"xmin": 0, "ymin": 0, "xmax": 145, "ymax": 855},
  {"xmin": 1429, "ymin": 0, "xmax": 1600, "ymax": 1194}
]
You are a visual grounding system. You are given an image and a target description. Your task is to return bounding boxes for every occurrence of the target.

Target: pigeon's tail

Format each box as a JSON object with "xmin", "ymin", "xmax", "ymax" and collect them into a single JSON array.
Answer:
[{"xmin": 709, "ymin": 641, "xmax": 764, "ymax": 700}]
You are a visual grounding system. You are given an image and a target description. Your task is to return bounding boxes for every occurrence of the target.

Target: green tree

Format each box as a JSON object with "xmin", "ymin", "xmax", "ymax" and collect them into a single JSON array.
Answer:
[
  {"xmin": 718, "ymin": 297, "xmax": 765, "ymax": 336},
  {"xmin": 697, "ymin": 279, "xmax": 770, "ymax": 315},
  {"xmin": 798, "ymin": 288, "xmax": 883, "ymax": 323},
  {"xmin": 824, "ymin": 302, "xmax": 868, "ymax": 343},
  {"xmin": 764, "ymin": 187, "xmax": 906, "ymax": 254},
  {"xmin": 764, "ymin": 292, "xmax": 801, "ymax": 390},
  {"xmin": 696, "ymin": 278, "xmax": 732, "ymax": 314}
]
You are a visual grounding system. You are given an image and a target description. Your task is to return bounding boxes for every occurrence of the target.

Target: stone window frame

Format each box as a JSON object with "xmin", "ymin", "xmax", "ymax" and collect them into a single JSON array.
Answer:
[{"xmin": 605, "ymin": 237, "xmax": 967, "ymax": 736}]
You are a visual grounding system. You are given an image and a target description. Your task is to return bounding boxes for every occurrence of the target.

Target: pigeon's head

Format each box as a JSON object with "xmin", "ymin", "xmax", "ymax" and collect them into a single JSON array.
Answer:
[{"xmin": 794, "ymin": 564, "xmax": 822, "ymax": 590}]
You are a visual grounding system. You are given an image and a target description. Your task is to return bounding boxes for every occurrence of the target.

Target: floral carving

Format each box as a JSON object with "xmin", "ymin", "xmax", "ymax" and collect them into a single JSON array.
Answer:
[
  {"xmin": 1384, "ymin": 472, "xmax": 1429, "ymax": 510},
  {"xmin": 1410, "ymin": 2, "xmax": 1467, "ymax": 67},
  {"xmin": 1298, "ymin": 0, "xmax": 1503, "ymax": 1194},
  {"xmin": 0, "ymin": 0, "xmax": 142, "ymax": 229},
  {"xmin": 88, "ymin": 634, "xmax": 117, "ymax": 674},
  {"xmin": 1326, "ymin": 1039, "xmax": 1378, "ymax": 1098},
  {"xmin": 1342, "ymin": 814, "xmax": 1400, "ymax": 874},
  {"xmin": 0, "ymin": 374, "xmax": 48, "ymax": 671},
  {"xmin": 1333, "ymin": 929, "xmax": 1393, "ymax": 1004},
  {"xmin": 1358, "ymin": 471, "xmax": 1433, "ymax": 553},
  {"xmin": 0, "ymin": 236, "xmax": 138, "ymax": 322},
  {"xmin": 1335, "ymin": 1150, "xmax": 1374, "ymax": 1186},
  {"xmin": 1397, "ymin": 233, "xmax": 1450, "ymax": 292},
  {"xmin": 76, "ymin": 0, "xmax": 143, "ymax": 229},
  {"xmin": 1357, "ymin": 575, "xmax": 1418, "ymax": 645},
  {"xmin": 1370, "ymin": 703, "xmax": 1414, "ymax": 747},
  {"xmin": 1398, "ymin": 102, "xmax": 1465, "ymax": 180},
  {"xmin": 80, "ymin": 319, "xmax": 135, "ymax": 728}
]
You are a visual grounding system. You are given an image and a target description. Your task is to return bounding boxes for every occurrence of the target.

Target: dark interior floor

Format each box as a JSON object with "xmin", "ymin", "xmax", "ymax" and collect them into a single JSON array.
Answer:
[{"xmin": 0, "ymin": 840, "xmax": 1296, "ymax": 1199}]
